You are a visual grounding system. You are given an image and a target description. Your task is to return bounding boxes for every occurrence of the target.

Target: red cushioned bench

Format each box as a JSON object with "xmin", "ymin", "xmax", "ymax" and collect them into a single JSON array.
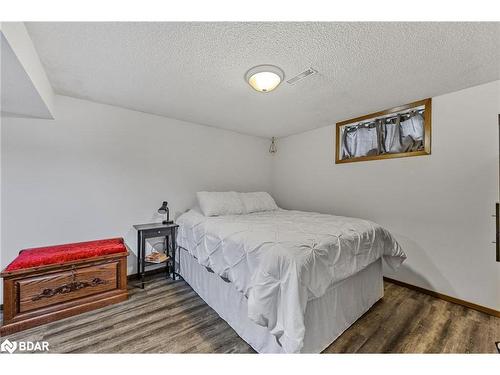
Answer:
[{"xmin": 1, "ymin": 238, "xmax": 129, "ymax": 336}]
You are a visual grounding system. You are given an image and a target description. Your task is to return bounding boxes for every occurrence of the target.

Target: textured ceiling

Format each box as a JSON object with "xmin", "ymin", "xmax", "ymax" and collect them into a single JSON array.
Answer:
[{"xmin": 26, "ymin": 22, "xmax": 500, "ymax": 138}]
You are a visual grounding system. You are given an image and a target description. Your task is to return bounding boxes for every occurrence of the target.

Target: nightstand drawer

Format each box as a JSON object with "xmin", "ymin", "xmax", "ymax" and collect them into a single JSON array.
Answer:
[{"xmin": 144, "ymin": 228, "xmax": 171, "ymax": 236}]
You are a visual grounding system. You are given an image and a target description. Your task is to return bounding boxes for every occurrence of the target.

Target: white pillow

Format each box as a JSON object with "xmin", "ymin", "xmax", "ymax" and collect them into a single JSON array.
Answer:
[
  {"xmin": 240, "ymin": 192, "xmax": 279, "ymax": 213},
  {"xmin": 196, "ymin": 191, "xmax": 245, "ymax": 216}
]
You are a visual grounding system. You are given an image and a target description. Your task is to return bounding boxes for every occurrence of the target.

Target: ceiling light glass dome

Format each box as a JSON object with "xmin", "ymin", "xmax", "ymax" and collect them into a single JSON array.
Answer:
[{"xmin": 245, "ymin": 65, "xmax": 284, "ymax": 93}]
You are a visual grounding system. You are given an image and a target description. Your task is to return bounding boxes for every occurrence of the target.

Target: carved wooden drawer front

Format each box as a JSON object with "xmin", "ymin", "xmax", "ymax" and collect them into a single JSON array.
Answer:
[{"xmin": 17, "ymin": 262, "xmax": 118, "ymax": 313}]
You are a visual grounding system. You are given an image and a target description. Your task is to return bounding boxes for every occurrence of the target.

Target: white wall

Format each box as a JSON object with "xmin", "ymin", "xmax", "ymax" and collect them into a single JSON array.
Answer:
[
  {"xmin": 1, "ymin": 95, "xmax": 272, "ymax": 303},
  {"xmin": 2, "ymin": 82, "xmax": 499, "ymax": 311},
  {"xmin": 272, "ymin": 81, "xmax": 500, "ymax": 311}
]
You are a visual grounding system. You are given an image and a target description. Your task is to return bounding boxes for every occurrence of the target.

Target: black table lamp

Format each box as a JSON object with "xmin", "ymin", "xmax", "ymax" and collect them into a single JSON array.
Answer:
[{"xmin": 158, "ymin": 201, "xmax": 173, "ymax": 224}]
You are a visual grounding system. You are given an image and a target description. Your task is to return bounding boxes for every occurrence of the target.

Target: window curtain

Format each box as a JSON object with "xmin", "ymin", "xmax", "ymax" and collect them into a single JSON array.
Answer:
[
  {"xmin": 341, "ymin": 112, "xmax": 424, "ymax": 159},
  {"xmin": 400, "ymin": 113, "xmax": 424, "ymax": 152},
  {"xmin": 380, "ymin": 117, "xmax": 403, "ymax": 154},
  {"xmin": 342, "ymin": 123, "xmax": 379, "ymax": 158}
]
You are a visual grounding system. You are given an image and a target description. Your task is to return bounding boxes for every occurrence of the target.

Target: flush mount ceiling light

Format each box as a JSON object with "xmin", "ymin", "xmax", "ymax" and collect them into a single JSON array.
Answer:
[{"xmin": 245, "ymin": 65, "xmax": 284, "ymax": 93}]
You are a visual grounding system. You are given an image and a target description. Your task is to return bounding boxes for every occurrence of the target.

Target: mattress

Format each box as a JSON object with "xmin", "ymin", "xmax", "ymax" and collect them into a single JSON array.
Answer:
[{"xmin": 177, "ymin": 208, "xmax": 405, "ymax": 353}]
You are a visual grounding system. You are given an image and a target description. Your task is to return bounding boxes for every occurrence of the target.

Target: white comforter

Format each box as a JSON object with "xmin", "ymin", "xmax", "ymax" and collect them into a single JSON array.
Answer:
[{"xmin": 176, "ymin": 209, "xmax": 406, "ymax": 353}]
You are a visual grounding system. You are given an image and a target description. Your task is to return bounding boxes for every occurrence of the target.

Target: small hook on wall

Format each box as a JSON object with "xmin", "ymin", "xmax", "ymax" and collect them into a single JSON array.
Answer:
[{"xmin": 269, "ymin": 137, "xmax": 277, "ymax": 154}]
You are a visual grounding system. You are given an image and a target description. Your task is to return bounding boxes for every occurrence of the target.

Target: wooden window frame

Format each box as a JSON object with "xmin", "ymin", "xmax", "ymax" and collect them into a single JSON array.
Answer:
[{"xmin": 335, "ymin": 98, "xmax": 432, "ymax": 164}]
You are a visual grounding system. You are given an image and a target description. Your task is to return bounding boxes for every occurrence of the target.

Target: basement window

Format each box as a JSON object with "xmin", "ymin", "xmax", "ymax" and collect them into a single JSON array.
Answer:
[{"xmin": 335, "ymin": 98, "xmax": 432, "ymax": 164}]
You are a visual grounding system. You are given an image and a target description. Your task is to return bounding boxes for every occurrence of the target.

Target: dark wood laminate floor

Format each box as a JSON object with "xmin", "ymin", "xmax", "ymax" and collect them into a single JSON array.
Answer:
[{"xmin": 1, "ymin": 276, "xmax": 498, "ymax": 353}]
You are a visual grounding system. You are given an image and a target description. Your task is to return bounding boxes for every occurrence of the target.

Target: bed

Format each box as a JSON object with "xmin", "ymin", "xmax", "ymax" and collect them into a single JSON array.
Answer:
[{"xmin": 176, "ymin": 193, "xmax": 406, "ymax": 353}]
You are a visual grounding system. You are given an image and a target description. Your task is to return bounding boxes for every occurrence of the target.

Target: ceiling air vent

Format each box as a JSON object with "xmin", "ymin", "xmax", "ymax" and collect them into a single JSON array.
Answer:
[{"xmin": 286, "ymin": 67, "xmax": 317, "ymax": 85}]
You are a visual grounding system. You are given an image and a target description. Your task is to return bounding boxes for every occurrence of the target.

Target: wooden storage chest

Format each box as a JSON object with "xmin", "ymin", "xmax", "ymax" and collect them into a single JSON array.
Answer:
[{"xmin": 1, "ymin": 238, "xmax": 129, "ymax": 336}]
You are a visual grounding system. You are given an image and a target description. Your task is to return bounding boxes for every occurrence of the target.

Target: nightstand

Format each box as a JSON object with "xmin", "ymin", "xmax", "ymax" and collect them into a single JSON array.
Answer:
[{"xmin": 133, "ymin": 222, "xmax": 179, "ymax": 288}]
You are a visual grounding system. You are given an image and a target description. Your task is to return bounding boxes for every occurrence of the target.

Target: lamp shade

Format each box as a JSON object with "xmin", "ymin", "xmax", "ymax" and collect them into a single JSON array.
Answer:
[{"xmin": 158, "ymin": 201, "xmax": 168, "ymax": 214}]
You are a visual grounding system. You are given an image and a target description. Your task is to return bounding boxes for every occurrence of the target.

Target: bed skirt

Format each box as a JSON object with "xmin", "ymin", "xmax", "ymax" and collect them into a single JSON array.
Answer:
[{"xmin": 177, "ymin": 247, "xmax": 384, "ymax": 353}]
